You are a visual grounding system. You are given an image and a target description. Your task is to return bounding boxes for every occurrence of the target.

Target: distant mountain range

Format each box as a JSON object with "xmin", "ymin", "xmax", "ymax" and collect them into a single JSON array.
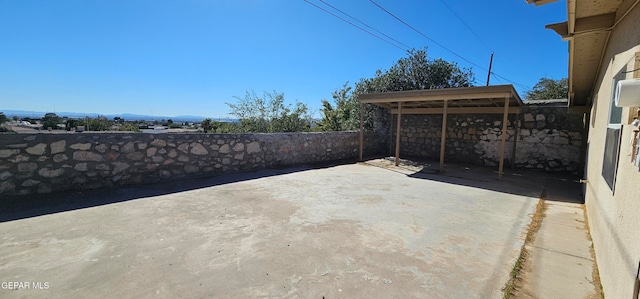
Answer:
[{"xmin": 1, "ymin": 110, "xmax": 236, "ymax": 123}]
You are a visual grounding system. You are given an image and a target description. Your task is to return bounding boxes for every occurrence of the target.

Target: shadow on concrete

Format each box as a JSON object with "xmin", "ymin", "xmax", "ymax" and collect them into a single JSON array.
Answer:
[
  {"xmin": 2, "ymin": 155, "xmax": 583, "ymax": 224},
  {"xmin": 541, "ymin": 177, "xmax": 584, "ymax": 204},
  {"xmin": 363, "ymin": 157, "xmax": 584, "ymax": 297},
  {"xmin": 410, "ymin": 169, "xmax": 583, "ymax": 203},
  {"xmin": 363, "ymin": 157, "xmax": 583, "ymax": 202},
  {"xmin": 0, "ymin": 158, "xmax": 365, "ymax": 223}
]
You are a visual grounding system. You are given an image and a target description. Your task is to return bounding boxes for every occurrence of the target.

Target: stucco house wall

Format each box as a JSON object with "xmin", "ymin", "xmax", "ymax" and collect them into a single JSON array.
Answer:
[{"xmin": 584, "ymin": 4, "xmax": 640, "ymax": 298}]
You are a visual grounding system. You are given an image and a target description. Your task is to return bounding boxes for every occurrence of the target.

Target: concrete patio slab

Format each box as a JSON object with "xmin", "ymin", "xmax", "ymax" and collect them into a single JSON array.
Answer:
[
  {"xmin": 533, "ymin": 204, "xmax": 593, "ymax": 260},
  {"xmin": 519, "ymin": 193, "xmax": 597, "ymax": 298},
  {"xmin": 0, "ymin": 162, "xmax": 541, "ymax": 298}
]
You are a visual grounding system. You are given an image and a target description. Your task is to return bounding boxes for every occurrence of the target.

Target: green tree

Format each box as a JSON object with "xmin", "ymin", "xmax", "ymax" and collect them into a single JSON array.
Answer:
[
  {"xmin": 12, "ymin": 115, "xmax": 19, "ymax": 122},
  {"xmin": 0, "ymin": 113, "xmax": 8, "ymax": 132},
  {"xmin": 41, "ymin": 113, "xmax": 61, "ymax": 130},
  {"xmin": 214, "ymin": 121, "xmax": 240, "ymax": 133},
  {"xmin": 319, "ymin": 82, "xmax": 358, "ymax": 131},
  {"xmin": 226, "ymin": 90, "xmax": 312, "ymax": 133},
  {"xmin": 65, "ymin": 119, "xmax": 77, "ymax": 131},
  {"xmin": 86, "ymin": 116, "xmax": 112, "ymax": 131},
  {"xmin": 201, "ymin": 118, "xmax": 214, "ymax": 132},
  {"xmin": 271, "ymin": 102, "xmax": 312, "ymax": 132},
  {"xmin": 525, "ymin": 77, "xmax": 568, "ymax": 101},
  {"xmin": 319, "ymin": 48, "xmax": 475, "ymax": 131},
  {"xmin": 199, "ymin": 119, "xmax": 240, "ymax": 133},
  {"xmin": 359, "ymin": 48, "xmax": 474, "ymax": 93}
]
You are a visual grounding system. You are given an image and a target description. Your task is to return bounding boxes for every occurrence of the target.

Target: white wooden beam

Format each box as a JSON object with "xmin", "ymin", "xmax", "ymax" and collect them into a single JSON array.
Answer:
[
  {"xmin": 498, "ymin": 97, "xmax": 510, "ymax": 179},
  {"xmin": 440, "ymin": 100, "xmax": 448, "ymax": 172},
  {"xmin": 395, "ymin": 102, "xmax": 402, "ymax": 166},
  {"xmin": 511, "ymin": 116, "xmax": 520, "ymax": 169},
  {"xmin": 359, "ymin": 103, "xmax": 364, "ymax": 161},
  {"xmin": 390, "ymin": 107, "xmax": 522, "ymax": 114},
  {"xmin": 361, "ymin": 92, "xmax": 512, "ymax": 104}
]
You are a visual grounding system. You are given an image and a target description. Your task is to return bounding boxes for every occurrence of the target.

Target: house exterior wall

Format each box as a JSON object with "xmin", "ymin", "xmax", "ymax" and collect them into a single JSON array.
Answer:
[{"xmin": 584, "ymin": 4, "xmax": 640, "ymax": 298}]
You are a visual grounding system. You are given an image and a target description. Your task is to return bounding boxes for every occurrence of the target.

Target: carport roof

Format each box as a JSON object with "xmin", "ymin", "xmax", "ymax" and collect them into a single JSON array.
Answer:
[
  {"xmin": 357, "ymin": 84, "xmax": 524, "ymax": 179},
  {"xmin": 357, "ymin": 84, "xmax": 523, "ymax": 114}
]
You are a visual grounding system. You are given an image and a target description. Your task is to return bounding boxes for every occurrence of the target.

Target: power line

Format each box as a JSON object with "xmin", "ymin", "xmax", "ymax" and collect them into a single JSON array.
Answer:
[
  {"xmin": 305, "ymin": 0, "xmax": 532, "ymax": 91},
  {"xmin": 434, "ymin": 1, "xmax": 532, "ymax": 90},
  {"xmin": 369, "ymin": 0, "xmax": 532, "ymax": 91},
  {"xmin": 492, "ymin": 73, "xmax": 531, "ymax": 91},
  {"xmin": 317, "ymin": 0, "xmax": 412, "ymax": 50},
  {"xmin": 303, "ymin": 0, "xmax": 409, "ymax": 52},
  {"xmin": 491, "ymin": 73, "xmax": 503, "ymax": 84},
  {"xmin": 438, "ymin": 0, "xmax": 491, "ymax": 52},
  {"xmin": 369, "ymin": 0, "xmax": 484, "ymax": 70}
]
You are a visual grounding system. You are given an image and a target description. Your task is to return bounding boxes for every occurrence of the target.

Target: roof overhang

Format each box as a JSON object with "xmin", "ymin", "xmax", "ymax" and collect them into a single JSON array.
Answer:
[
  {"xmin": 526, "ymin": 0, "xmax": 559, "ymax": 6},
  {"xmin": 358, "ymin": 84, "xmax": 523, "ymax": 114},
  {"xmin": 530, "ymin": 0, "xmax": 632, "ymax": 107}
]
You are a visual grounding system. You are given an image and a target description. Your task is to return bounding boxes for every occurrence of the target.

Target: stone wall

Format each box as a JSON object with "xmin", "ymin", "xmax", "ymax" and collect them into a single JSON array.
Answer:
[
  {"xmin": 0, "ymin": 131, "xmax": 385, "ymax": 196},
  {"xmin": 389, "ymin": 105, "xmax": 584, "ymax": 174}
]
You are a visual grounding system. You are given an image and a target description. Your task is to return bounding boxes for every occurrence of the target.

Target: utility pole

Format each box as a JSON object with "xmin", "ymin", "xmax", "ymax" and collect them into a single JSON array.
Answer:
[{"xmin": 486, "ymin": 52, "xmax": 494, "ymax": 86}]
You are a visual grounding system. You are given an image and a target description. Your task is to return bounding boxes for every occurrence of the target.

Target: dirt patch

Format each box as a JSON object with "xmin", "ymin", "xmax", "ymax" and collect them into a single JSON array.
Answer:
[
  {"xmin": 503, "ymin": 197, "xmax": 547, "ymax": 298},
  {"xmin": 582, "ymin": 205, "xmax": 604, "ymax": 299}
]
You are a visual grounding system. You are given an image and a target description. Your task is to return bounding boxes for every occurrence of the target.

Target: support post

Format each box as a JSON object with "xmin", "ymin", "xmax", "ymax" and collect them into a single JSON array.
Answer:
[
  {"xmin": 440, "ymin": 100, "xmax": 448, "ymax": 172},
  {"xmin": 511, "ymin": 114, "xmax": 519, "ymax": 169},
  {"xmin": 389, "ymin": 113, "xmax": 394, "ymax": 155},
  {"xmin": 395, "ymin": 102, "xmax": 402, "ymax": 166},
  {"xmin": 359, "ymin": 103, "xmax": 364, "ymax": 161},
  {"xmin": 498, "ymin": 97, "xmax": 510, "ymax": 179}
]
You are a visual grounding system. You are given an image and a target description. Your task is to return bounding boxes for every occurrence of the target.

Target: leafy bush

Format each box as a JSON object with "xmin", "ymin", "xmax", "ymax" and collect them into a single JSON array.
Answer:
[
  {"xmin": 118, "ymin": 123, "xmax": 141, "ymax": 132},
  {"xmin": 226, "ymin": 91, "xmax": 312, "ymax": 133}
]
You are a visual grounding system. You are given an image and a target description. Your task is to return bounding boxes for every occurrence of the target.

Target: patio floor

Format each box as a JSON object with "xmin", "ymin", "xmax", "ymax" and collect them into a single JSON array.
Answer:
[{"xmin": 0, "ymin": 160, "xmax": 549, "ymax": 298}]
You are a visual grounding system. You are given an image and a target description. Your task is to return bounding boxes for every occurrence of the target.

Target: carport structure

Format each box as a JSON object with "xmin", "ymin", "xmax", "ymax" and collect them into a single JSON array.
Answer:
[{"xmin": 358, "ymin": 84, "xmax": 524, "ymax": 178}]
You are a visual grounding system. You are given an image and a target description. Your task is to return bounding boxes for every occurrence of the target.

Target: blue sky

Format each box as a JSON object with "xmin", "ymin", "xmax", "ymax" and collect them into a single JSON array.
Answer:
[{"xmin": 0, "ymin": 0, "xmax": 567, "ymax": 119}]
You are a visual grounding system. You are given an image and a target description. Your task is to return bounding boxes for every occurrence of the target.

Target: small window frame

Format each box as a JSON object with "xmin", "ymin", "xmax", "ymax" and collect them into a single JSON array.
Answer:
[{"xmin": 601, "ymin": 67, "xmax": 628, "ymax": 192}]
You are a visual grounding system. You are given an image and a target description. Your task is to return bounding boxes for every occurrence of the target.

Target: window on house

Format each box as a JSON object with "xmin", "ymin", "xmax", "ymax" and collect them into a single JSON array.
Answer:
[{"xmin": 601, "ymin": 67, "xmax": 627, "ymax": 191}]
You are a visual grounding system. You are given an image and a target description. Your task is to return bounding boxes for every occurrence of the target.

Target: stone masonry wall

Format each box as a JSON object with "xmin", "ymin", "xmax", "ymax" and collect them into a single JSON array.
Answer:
[
  {"xmin": 0, "ymin": 131, "xmax": 385, "ymax": 196},
  {"xmin": 390, "ymin": 105, "xmax": 584, "ymax": 174}
]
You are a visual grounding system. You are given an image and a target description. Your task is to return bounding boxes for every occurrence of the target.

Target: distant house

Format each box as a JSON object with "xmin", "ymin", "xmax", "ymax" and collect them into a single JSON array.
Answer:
[{"xmin": 529, "ymin": 0, "xmax": 640, "ymax": 298}]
